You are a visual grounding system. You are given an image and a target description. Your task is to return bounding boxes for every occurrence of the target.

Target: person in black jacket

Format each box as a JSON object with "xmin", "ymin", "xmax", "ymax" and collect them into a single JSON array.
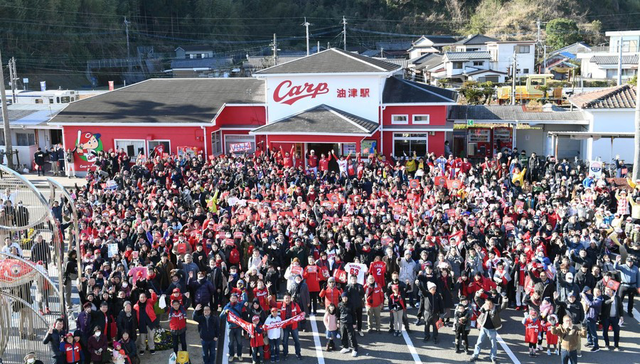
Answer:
[
  {"xmin": 338, "ymin": 292, "xmax": 359, "ymax": 357},
  {"xmin": 116, "ymin": 301, "xmax": 138, "ymax": 342},
  {"xmin": 423, "ymin": 281, "xmax": 444, "ymax": 344},
  {"xmin": 601, "ymin": 287, "xmax": 623, "ymax": 349},
  {"xmin": 42, "ymin": 318, "xmax": 65, "ymax": 364},
  {"xmin": 34, "ymin": 148, "xmax": 47, "ymax": 176},
  {"xmin": 345, "ymin": 275, "xmax": 365, "ymax": 336},
  {"xmin": 386, "ymin": 272, "xmax": 410, "ymax": 333},
  {"xmin": 193, "ymin": 304, "xmax": 220, "ymax": 364}
]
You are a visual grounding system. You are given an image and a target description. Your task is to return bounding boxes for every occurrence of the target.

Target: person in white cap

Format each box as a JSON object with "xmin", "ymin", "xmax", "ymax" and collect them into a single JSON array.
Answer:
[{"xmin": 422, "ymin": 281, "xmax": 444, "ymax": 344}]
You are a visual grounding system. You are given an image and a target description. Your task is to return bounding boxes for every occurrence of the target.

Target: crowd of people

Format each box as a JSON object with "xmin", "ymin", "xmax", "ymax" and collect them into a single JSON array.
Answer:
[{"xmin": 27, "ymin": 145, "xmax": 640, "ymax": 364}]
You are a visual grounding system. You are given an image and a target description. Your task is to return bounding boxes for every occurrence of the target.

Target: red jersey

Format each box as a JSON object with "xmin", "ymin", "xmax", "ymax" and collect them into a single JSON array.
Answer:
[
  {"xmin": 319, "ymin": 154, "xmax": 331, "ymax": 171},
  {"xmin": 303, "ymin": 265, "xmax": 321, "ymax": 292},
  {"xmin": 283, "ymin": 154, "xmax": 293, "ymax": 168},
  {"xmin": 364, "ymin": 283, "xmax": 384, "ymax": 308},
  {"xmin": 308, "ymin": 154, "xmax": 318, "ymax": 168},
  {"xmin": 524, "ymin": 317, "xmax": 542, "ymax": 344},
  {"xmin": 545, "ymin": 322, "xmax": 559, "ymax": 345},
  {"xmin": 369, "ymin": 260, "xmax": 387, "ymax": 287},
  {"xmin": 253, "ymin": 288, "xmax": 269, "ymax": 311}
]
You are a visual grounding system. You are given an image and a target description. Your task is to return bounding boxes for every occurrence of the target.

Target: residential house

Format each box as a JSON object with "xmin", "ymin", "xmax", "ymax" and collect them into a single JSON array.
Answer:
[
  {"xmin": 486, "ymin": 41, "xmax": 536, "ymax": 76},
  {"xmin": 452, "ymin": 34, "xmax": 497, "ymax": 52},
  {"xmin": 170, "ymin": 57, "xmax": 236, "ymax": 78},
  {"xmin": 408, "ymin": 35, "xmax": 459, "ymax": 59},
  {"xmin": 175, "ymin": 45, "xmax": 215, "ymax": 59},
  {"xmin": 567, "ymin": 84, "xmax": 637, "ymax": 162},
  {"xmin": 542, "ymin": 42, "xmax": 590, "ymax": 79},
  {"xmin": 577, "ymin": 30, "xmax": 640, "ymax": 82}
]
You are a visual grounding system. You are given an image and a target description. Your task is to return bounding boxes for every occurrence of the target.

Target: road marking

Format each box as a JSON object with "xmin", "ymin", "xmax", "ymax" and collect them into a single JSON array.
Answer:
[
  {"xmin": 401, "ymin": 328, "xmax": 423, "ymax": 364},
  {"xmin": 633, "ymin": 308, "xmax": 640, "ymax": 323},
  {"xmin": 309, "ymin": 314, "xmax": 326, "ymax": 364},
  {"xmin": 222, "ymin": 325, "xmax": 229, "ymax": 364},
  {"xmin": 496, "ymin": 333, "xmax": 521, "ymax": 364}
]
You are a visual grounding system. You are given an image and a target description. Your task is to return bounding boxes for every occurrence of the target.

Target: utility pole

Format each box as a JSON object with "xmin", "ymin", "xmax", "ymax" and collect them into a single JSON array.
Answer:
[
  {"xmin": 0, "ymin": 51, "xmax": 14, "ymax": 169},
  {"xmin": 381, "ymin": 47, "xmax": 384, "ymax": 58},
  {"xmin": 543, "ymin": 45, "xmax": 547, "ymax": 73},
  {"xmin": 317, "ymin": 41, "xmax": 320, "ymax": 54},
  {"xmin": 124, "ymin": 17, "xmax": 131, "ymax": 59},
  {"xmin": 342, "ymin": 16, "xmax": 347, "ymax": 51},
  {"xmin": 9, "ymin": 57, "xmax": 16, "ymax": 104},
  {"xmin": 303, "ymin": 17, "xmax": 311, "ymax": 56},
  {"xmin": 633, "ymin": 55, "xmax": 640, "ymax": 180},
  {"xmin": 511, "ymin": 50, "xmax": 517, "ymax": 105},
  {"xmin": 271, "ymin": 33, "xmax": 278, "ymax": 66},
  {"xmin": 617, "ymin": 37, "xmax": 623, "ymax": 86},
  {"xmin": 536, "ymin": 19, "xmax": 541, "ymax": 72}
]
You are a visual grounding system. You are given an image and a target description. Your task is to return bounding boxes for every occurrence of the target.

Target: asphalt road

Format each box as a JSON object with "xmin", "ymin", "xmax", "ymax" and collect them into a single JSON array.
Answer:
[{"xmin": 140, "ymin": 297, "xmax": 640, "ymax": 364}]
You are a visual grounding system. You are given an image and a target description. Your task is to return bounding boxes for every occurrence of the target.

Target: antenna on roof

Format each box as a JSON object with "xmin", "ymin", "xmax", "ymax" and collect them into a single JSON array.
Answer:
[{"xmin": 302, "ymin": 17, "xmax": 312, "ymax": 56}]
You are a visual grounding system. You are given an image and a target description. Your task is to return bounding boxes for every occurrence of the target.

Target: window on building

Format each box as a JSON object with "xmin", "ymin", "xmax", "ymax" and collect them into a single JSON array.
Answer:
[
  {"xmin": 148, "ymin": 140, "xmax": 170, "ymax": 156},
  {"xmin": 621, "ymin": 40, "xmax": 638, "ymax": 53},
  {"xmin": 35, "ymin": 99, "xmax": 43, "ymax": 104},
  {"xmin": 60, "ymin": 96, "xmax": 71, "ymax": 103},
  {"xmin": 413, "ymin": 115, "xmax": 430, "ymax": 124},
  {"xmin": 473, "ymin": 61, "xmax": 484, "ymax": 66},
  {"xmin": 16, "ymin": 132, "xmax": 35, "ymax": 146},
  {"xmin": 516, "ymin": 45, "xmax": 530, "ymax": 53},
  {"xmin": 393, "ymin": 133, "xmax": 428, "ymax": 158},
  {"xmin": 114, "ymin": 140, "xmax": 146, "ymax": 157},
  {"xmin": 453, "ymin": 61, "xmax": 463, "ymax": 69},
  {"xmin": 391, "ymin": 115, "xmax": 408, "ymax": 124},
  {"xmin": 211, "ymin": 131, "xmax": 222, "ymax": 155},
  {"xmin": 190, "ymin": 54, "xmax": 196, "ymax": 59},
  {"xmin": 467, "ymin": 48, "xmax": 480, "ymax": 52},
  {"xmin": 224, "ymin": 135, "xmax": 255, "ymax": 154}
]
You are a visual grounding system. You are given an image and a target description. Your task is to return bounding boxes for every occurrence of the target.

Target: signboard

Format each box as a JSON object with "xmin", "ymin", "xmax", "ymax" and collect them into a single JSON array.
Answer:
[
  {"xmin": 107, "ymin": 243, "xmax": 118, "ymax": 258},
  {"xmin": 229, "ymin": 142, "xmax": 252, "ymax": 153},
  {"xmin": 177, "ymin": 146, "xmax": 201, "ymax": 157},
  {"xmin": 589, "ymin": 160, "xmax": 603, "ymax": 177},
  {"xmin": 108, "ymin": 81, "xmax": 115, "ymax": 91},
  {"xmin": 467, "ymin": 120, "xmax": 474, "ymax": 126},
  {"xmin": 468, "ymin": 128, "xmax": 490, "ymax": 143},
  {"xmin": 361, "ymin": 140, "xmax": 375, "ymax": 156},
  {"xmin": 342, "ymin": 143, "xmax": 356, "ymax": 155},
  {"xmin": 266, "ymin": 75, "xmax": 382, "ymax": 123}
]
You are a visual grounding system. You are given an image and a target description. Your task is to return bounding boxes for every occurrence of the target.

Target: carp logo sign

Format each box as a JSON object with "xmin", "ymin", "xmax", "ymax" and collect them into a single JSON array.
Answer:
[
  {"xmin": 273, "ymin": 80, "xmax": 329, "ymax": 105},
  {"xmin": 75, "ymin": 131, "xmax": 103, "ymax": 163},
  {"xmin": 589, "ymin": 160, "xmax": 603, "ymax": 177}
]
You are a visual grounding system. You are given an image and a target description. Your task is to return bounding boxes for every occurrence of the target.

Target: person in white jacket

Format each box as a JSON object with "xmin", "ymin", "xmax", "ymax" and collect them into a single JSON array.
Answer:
[{"xmin": 264, "ymin": 307, "xmax": 282, "ymax": 362}]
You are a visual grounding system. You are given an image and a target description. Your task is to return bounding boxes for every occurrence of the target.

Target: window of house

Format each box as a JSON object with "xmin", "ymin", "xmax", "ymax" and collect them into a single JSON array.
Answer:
[
  {"xmin": 391, "ymin": 115, "xmax": 408, "ymax": 124},
  {"xmin": 114, "ymin": 140, "xmax": 146, "ymax": 157},
  {"xmin": 413, "ymin": 115, "xmax": 430, "ymax": 124},
  {"xmin": 148, "ymin": 140, "xmax": 170, "ymax": 156},
  {"xmin": 61, "ymin": 96, "xmax": 71, "ymax": 103},
  {"xmin": 393, "ymin": 133, "xmax": 428, "ymax": 158},
  {"xmin": 211, "ymin": 131, "xmax": 222, "ymax": 155},
  {"xmin": 467, "ymin": 48, "xmax": 480, "ymax": 52},
  {"xmin": 473, "ymin": 61, "xmax": 484, "ymax": 66},
  {"xmin": 524, "ymin": 69, "xmax": 530, "ymax": 74},
  {"xmin": 224, "ymin": 135, "xmax": 255, "ymax": 154},
  {"xmin": 190, "ymin": 54, "xmax": 196, "ymax": 59},
  {"xmin": 16, "ymin": 132, "xmax": 35, "ymax": 146},
  {"xmin": 516, "ymin": 45, "xmax": 530, "ymax": 53},
  {"xmin": 453, "ymin": 62, "xmax": 463, "ymax": 69}
]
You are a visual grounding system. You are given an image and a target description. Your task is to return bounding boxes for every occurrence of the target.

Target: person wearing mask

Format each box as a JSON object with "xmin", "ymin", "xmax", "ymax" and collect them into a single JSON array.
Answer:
[
  {"xmin": 278, "ymin": 292, "xmax": 303, "ymax": 360},
  {"xmin": 319, "ymin": 277, "xmax": 342, "ymax": 309},
  {"xmin": 264, "ymin": 307, "xmax": 282, "ymax": 362},
  {"xmin": 337, "ymin": 292, "xmax": 358, "ymax": 357},
  {"xmin": 601, "ymin": 287, "xmax": 623, "ymax": 350},
  {"xmin": 469, "ymin": 291, "xmax": 508, "ymax": 363},
  {"xmin": 364, "ymin": 274, "xmax": 384, "ymax": 332},
  {"xmin": 192, "ymin": 304, "xmax": 219, "ymax": 364},
  {"xmin": 345, "ymin": 275, "xmax": 365, "ymax": 336},
  {"xmin": 550, "ymin": 315, "xmax": 587, "ymax": 364},
  {"xmin": 23, "ymin": 352, "xmax": 45, "ymax": 364},
  {"xmin": 87, "ymin": 326, "xmax": 108, "ymax": 364},
  {"xmin": 43, "ymin": 318, "xmax": 65, "ymax": 364},
  {"xmin": 220, "ymin": 292, "xmax": 246, "ymax": 362},
  {"xmin": 133, "ymin": 290, "xmax": 159, "ymax": 355},
  {"xmin": 398, "ymin": 250, "xmax": 418, "ymax": 307},
  {"xmin": 581, "ymin": 286, "xmax": 603, "ymax": 352},
  {"xmin": 614, "ymin": 255, "xmax": 640, "ymax": 316}
]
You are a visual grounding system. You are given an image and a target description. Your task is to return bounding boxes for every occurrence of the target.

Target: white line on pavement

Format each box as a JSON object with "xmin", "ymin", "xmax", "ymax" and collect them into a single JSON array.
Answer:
[
  {"xmin": 401, "ymin": 328, "xmax": 423, "ymax": 364},
  {"xmin": 632, "ymin": 308, "xmax": 640, "ymax": 323},
  {"xmin": 222, "ymin": 325, "xmax": 229, "ymax": 364},
  {"xmin": 496, "ymin": 333, "xmax": 521, "ymax": 364},
  {"xmin": 309, "ymin": 314, "xmax": 326, "ymax": 364}
]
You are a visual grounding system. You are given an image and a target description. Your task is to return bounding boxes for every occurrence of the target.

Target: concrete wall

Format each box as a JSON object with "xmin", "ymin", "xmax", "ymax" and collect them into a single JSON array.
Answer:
[{"xmin": 587, "ymin": 109, "xmax": 635, "ymax": 162}]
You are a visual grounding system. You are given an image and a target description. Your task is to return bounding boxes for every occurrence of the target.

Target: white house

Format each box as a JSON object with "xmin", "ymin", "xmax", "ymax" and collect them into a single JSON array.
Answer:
[
  {"xmin": 577, "ymin": 30, "xmax": 640, "ymax": 81},
  {"xmin": 452, "ymin": 34, "xmax": 497, "ymax": 52},
  {"xmin": 568, "ymin": 85, "xmax": 636, "ymax": 162},
  {"xmin": 428, "ymin": 51, "xmax": 508, "ymax": 83},
  {"xmin": 486, "ymin": 41, "xmax": 536, "ymax": 76},
  {"xmin": 408, "ymin": 35, "xmax": 459, "ymax": 59},
  {"xmin": 175, "ymin": 45, "xmax": 215, "ymax": 60}
]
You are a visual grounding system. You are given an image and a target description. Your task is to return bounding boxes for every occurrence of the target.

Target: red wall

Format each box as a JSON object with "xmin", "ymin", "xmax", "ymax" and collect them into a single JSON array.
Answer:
[
  {"xmin": 382, "ymin": 105, "xmax": 448, "ymax": 126},
  {"xmin": 214, "ymin": 106, "xmax": 266, "ymax": 126},
  {"xmin": 63, "ymin": 125, "xmax": 206, "ymax": 171}
]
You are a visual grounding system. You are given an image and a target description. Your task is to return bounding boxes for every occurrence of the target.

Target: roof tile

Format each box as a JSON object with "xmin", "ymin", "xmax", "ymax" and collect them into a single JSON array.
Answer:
[{"xmin": 569, "ymin": 84, "xmax": 637, "ymax": 109}]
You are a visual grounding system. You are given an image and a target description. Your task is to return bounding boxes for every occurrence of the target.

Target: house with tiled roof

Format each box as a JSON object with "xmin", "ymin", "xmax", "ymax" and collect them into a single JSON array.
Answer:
[
  {"xmin": 568, "ymin": 84, "xmax": 637, "ymax": 162},
  {"xmin": 576, "ymin": 30, "xmax": 640, "ymax": 82}
]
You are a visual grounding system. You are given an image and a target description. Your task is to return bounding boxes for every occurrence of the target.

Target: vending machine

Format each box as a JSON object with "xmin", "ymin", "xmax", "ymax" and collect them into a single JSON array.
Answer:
[{"xmin": 467, "ymin": 128, "xmax": 491, "ymax": 158}]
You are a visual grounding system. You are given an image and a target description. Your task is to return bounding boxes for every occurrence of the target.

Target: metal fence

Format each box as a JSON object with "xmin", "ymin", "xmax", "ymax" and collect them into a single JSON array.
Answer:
[{"xmin": 0, "ymin": 165, "xmax": 69, "ymax": 364}]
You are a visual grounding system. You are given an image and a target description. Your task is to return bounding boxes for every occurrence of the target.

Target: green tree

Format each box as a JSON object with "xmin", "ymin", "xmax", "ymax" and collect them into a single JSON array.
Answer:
[{"xmin": 545, "ymin": 18, "xmax": 581, "ymax": 50}]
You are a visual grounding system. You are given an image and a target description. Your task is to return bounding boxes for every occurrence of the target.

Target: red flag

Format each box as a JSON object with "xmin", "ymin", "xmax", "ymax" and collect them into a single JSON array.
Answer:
[
  {"xmin": 263, "ymin": 312, "xmax": 305, "ymax": 331},
  {"xmin": 227, "ymin": 311, "xmax": 254, "ymax": 334}
]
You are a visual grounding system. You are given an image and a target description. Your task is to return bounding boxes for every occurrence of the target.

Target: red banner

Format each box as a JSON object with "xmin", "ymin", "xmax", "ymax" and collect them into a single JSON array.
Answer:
[
  {"xmin": 263, "ymin": 312, "xmax": 305, "ymax": 330},
  {"xmin": 230, "ymin": 142, "xmax": 252, "ymax": 153},
  {"xmin": 227, "ymin": 312, "xmax": 254, "ymax": 334}
]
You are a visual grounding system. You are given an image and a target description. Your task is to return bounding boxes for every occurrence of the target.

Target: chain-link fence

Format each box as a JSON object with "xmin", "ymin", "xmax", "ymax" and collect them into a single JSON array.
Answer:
[{"xmin": 0, "ymin": 165, "xmax": 69, "ymax": 364}]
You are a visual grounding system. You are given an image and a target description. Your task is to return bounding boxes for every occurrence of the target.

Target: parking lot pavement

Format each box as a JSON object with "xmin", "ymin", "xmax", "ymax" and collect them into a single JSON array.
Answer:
[{"xmin": 140, "ymin": 297, "xmax": 640, "ymax": 364}]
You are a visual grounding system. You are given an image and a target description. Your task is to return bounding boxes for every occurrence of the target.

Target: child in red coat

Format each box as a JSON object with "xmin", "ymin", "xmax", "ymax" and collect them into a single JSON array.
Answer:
[
  {"xmin": 249, "ymin": 315, "xmax": 265, "ymax": 363},
  {"xmin": 522, "ymin": 310, "xmax": 542, "ymax": 357},
  {"xmin": 544, "ymin": 314, "xmax": 559, "ymax": 356}
]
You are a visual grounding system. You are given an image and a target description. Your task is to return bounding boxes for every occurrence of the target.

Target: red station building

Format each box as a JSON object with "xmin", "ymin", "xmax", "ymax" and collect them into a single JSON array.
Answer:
[{"xmin": 49, "ymin": 49, "xmax": 457, "ymax": 173}]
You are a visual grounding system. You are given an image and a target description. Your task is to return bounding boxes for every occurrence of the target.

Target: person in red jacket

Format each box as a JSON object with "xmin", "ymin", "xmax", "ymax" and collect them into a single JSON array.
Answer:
[
  {"xmin": 522, "ymin": 309, "xmax": 542, "ymax": 357},
  {"xmin": 60, "ymin": 333, "xmax": 83, "ymax": 364},
  {"xmin": 278, "ymin": 293, "xmax": 303, "ymax": 360},
  {"xmin": 364, "ymin": 275, "xmax": 385, "ymax": 332},
  {"xmin": 318, "ymin": 152, "xmax": 332, "ymax": 174},
  {"xmin": 133, "ymin": 289, "xmax": 159, "ymax": 355},
  {"xmin": 319, "ymin": 277, "xmax": 342, "ymax": 309},
  {"xmin": 167, "ymin": 299, "xmax": 188, "ymax": 354},
  {"xmin": 303, "ymin": 257, "xmax": 321, "ymax": 314},
  {"xmin": 307, "ymin": 149, "xmax": 319, "ymax": 176},
  {"xmin": 282, "ymin": 146, "xmax": 294, "ymax": 169},
  {"xmin": 249, "ymin": 315, "xmax": 265, "ymax": 363}
]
